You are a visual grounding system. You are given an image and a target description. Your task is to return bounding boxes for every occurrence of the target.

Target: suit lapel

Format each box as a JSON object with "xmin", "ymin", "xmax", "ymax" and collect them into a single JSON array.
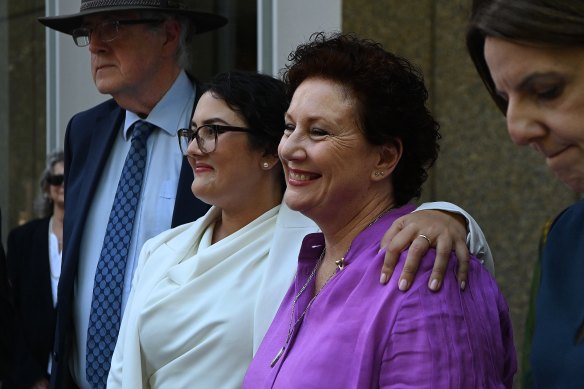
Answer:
[{"xmin": 60, "ymin": 101, "xmax": 124, "ymax": 330}]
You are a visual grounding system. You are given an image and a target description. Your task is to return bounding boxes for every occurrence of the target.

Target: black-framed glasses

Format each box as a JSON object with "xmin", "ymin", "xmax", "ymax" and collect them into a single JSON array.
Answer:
[
  {"xmin": 71, "ymin": 19, "xmax": 164, "ymax": 47},
  {"xmin": 47, "ymin": 174, "xmax": 64, "ymax": 186},
  {"xmin": 177, "ymin": 125, "xmax": 256, "ymax": 155}
]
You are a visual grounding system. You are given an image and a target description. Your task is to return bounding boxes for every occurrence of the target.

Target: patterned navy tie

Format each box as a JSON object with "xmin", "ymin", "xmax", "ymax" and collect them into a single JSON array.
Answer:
[{"xmin": 86, "ymin": 120, "xmax": 155, "ymax": 387}]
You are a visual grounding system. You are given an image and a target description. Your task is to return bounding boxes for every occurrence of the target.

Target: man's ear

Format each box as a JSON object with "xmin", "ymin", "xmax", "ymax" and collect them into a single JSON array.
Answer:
[{"xmin": 161, "ymin": 19, "xmax": 181, "ymax": 57}]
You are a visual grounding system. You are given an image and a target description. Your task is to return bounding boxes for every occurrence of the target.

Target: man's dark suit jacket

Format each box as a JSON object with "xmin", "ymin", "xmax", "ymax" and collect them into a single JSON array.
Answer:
[
  {"xmin": 5, "ymin": 217, "xmax": 55, "ymax": 388},
  {"xmin": 51, "ymin": 98, "xmax": 210, "ymax": 388}
]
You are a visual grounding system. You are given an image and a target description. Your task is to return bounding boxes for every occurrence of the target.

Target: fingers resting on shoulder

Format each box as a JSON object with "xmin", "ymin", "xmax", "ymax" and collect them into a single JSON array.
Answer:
[{"xmin": 379, "ymin": 210, "xmax": 470, "ymax": 292}]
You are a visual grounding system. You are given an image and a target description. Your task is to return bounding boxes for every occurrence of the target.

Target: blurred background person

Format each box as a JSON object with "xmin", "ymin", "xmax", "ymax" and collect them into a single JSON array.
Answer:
[
  {"xmin": 6, "ymin": 150, "xmax": 64, "ymax": 389},
  {"xmin": 244, "ymin": 32, "xmax": 516, "ymax": 388},
  {"xmin": 467, "ymin": 0, "xmax": 584, "ymax": 387}
]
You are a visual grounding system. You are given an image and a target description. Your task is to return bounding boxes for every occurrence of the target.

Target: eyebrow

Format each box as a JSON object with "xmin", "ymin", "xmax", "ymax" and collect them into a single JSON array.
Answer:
[
  {"xmin": 516, "ymin": 72, "xmax": 562, "ymax": 92},
  {"xmin": 191, "ymin": 117, "xmax": 232, "ymax": 127}
]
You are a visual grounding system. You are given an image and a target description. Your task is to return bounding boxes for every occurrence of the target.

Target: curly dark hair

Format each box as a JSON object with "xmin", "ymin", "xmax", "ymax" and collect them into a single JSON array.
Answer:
[
  {"xmin": 203, "ymin": 70, "xmax": 289, "ymax": 190},
  {"xmin": 467, "ymin": 0, "xmax": 584, "ymax": 114},
  {"xmin": 282, "ymin": 32, "xmax": 440, "ymax": 206}
]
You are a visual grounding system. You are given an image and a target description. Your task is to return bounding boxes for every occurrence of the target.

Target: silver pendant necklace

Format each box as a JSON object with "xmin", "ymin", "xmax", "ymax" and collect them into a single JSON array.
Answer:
[
  {"xmin": 270, "ymin": 247, "xmax": 338, "ymax": 367},
  {"xmin": 269, "ymin": 205, "xmax": 395, "ymax": 367}
]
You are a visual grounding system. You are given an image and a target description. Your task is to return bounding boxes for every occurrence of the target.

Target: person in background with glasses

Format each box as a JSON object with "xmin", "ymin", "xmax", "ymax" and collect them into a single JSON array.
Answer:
[
  {"xmin": 37, "ymin": 1, "xmax": 226, "ymax": 387},
  {"xmin": 5, "ymin": 150, "xmax": 64, "ymax": 389}
]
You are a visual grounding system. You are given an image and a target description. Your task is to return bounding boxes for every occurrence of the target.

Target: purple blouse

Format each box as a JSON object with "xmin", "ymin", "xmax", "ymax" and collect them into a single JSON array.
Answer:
[{"xmin": 243, "ymin": 205, "xmax": 516, "ymax": 388}]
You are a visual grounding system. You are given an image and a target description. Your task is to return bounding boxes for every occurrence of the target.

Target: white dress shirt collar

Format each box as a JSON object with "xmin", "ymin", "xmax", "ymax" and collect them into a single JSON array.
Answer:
[{"xmin": 123, "ymin": 71, "xmax": 195, "ymax": 139}]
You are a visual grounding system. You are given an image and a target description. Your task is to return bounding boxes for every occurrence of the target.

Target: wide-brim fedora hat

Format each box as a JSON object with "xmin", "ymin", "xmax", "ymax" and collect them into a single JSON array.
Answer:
[{"xmin": 38, "ymin": 0, "xmax": 227, "ymax": 35}]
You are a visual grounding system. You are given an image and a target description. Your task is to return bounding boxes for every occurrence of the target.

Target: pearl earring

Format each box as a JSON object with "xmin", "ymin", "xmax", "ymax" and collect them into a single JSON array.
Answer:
[{"xmin": 262, "ymin": 162, "xmax": 270, "ymax": 169}]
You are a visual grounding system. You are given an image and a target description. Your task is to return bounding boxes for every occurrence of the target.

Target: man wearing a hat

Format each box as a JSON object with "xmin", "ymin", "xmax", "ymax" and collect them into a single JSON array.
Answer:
[{"xmin": 38, "ymin": 1, "xmax": 226, "ymax": 387}]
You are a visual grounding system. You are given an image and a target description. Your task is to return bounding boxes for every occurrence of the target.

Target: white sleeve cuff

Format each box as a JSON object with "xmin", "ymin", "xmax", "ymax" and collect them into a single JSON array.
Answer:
[{"xmin": 414, "ymin": 201, "xmax": 495, "ymax": 275}]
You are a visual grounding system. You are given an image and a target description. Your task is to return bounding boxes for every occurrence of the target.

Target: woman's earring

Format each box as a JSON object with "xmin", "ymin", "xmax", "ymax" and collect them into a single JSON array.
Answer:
[
  {"xmin": 262, "ymin": 162, "xmax": 270, "ymax": 169},
  {"xmin": 374, "ymin": 171, "xmax": 384, "ymax": 177}
]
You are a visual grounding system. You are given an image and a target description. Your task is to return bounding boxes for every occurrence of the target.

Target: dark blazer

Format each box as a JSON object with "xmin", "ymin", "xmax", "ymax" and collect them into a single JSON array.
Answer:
[
  {"xmin": 5, "ymin": 217, "xmax": 55, "ymax": 388},
  {"xmin": 0, "ymin": 208, "xmax": 14, "ymax": 381},
  {"xmin": 51, "ymin": 98, "xmax": 210, "ymax": 388},
  {"xmin": 530, "ymin": 198, "xmax": 584, "ymax": 388}
]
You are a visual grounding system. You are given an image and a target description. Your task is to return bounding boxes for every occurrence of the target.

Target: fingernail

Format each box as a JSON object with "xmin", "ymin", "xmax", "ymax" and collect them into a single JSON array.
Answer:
[
  {"xmin": 377, "ymin": 247, "xmax": 386, "ymax": 254},
  {"xmin": 460, "ymin": 281, "xmax": 466, "ymax": 290},
  {"xmin": 398, "ymin": 279, "xmax": 408, "ymax": 291},
  {"xmin": 380, "ymin": 273, "xmax": 388, "ymax": 284},
  {"xmin": 430, "ymin": 279, "xmax": 439, "ymax": 291}
]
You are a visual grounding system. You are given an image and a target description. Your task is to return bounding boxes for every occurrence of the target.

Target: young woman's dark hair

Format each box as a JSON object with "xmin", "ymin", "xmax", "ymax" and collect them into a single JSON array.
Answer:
[
  {"xmin": 204, "ymin": 70, "xmax": 289, "ymax": 190},
  {"xmin": 205, "ymin": 70, "xmax": 288, "ymax": 157}
]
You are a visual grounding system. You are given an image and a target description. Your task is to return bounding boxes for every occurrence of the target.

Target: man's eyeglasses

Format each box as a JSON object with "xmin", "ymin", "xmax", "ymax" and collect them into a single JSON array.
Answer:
[
  {"xmin": 47, "ymin": 174, "xmax": 64, "ymax": 186},
  {"xmin": 177, "ymin": 125, "xmax": 257, "ymax": 155},
  {"xmin": 71, "ymin": 19, "xmax": 164, "ymax": 47}
]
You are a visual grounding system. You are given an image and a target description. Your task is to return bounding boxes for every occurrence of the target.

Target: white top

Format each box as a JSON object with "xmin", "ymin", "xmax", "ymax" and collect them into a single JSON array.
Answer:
[
  {"xmin": 72, "ymin": 71, "xmax": 195, "ymax": 389},
  {"xmin": 48, "ymin": 216, "xmax": 62, "ymax": 375},
  {"xmin": 415, "ymin": 201, "xmax": 494, "ymax": 275},
  {"xmin": 108, "ymin": 205, "xmax": 280, "ymax": 388},
  {"xmin": 48, "ymin": 216, "xmax": 62, "ymax": 308}
]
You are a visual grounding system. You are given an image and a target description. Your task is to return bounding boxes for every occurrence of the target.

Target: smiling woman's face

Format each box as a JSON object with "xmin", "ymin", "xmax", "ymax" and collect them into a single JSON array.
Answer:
[
  {"xmin": 278, "ymin": 77, "xmax": 383, "ymax": 222},
  {"xmin": 485, "ymin": 36, "xmax": 584, "ymax": 193}
]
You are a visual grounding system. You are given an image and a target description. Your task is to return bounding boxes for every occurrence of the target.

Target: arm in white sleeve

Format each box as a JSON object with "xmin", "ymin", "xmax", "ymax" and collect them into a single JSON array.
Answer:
[{"xmin": 415, "ymin": 201, "xmax": 494, "ymax": 275}]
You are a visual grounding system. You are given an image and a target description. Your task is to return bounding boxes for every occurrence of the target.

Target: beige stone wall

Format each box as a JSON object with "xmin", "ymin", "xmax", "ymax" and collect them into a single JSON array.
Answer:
[{"xmin": 343, "ymin": 1, "xmax": 577, "ymax": 387}]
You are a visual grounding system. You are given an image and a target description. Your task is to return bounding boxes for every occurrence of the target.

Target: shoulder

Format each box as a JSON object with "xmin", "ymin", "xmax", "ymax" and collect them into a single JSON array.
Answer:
[
  {"xmin": 70, "ymin": 99, "xmax": 120, "ymax": 121},
  {"xmin": 550, "ymin": 199, "xmax": 584, "ymax": 231},
  {"xmin": 66, "ymin": 99, "xmax": 122, "ymax": 134},
  {"xmin": 8, "ymin": 217, "xmax": 49, "ymax": 241},
  {"xmin": 144, "ymin": 221, "xmax": 198, "ymax": 251},
  {"xmin": 386, "ymin": 250, "xmax": 503, "ymax": 322},
  {"xmin": 65, "ymin": 99, "xmax": 123, "ymax": 153},
  {"xmin": 140, "ymin": 210, "xmax": 215, "ymax": 259},
  {"xmin": 133, "ymin": 219, "xmax": 207, "ymax": 284},
  {"xmin": 7, "ymin": 218, "xmax": 50, "ymax": 263}
]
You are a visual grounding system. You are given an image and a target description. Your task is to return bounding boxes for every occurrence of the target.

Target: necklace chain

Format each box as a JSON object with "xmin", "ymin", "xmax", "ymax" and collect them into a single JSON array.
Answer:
[
  {"xmin": 270, "ymin": 248, "xmax": 336, "ymax": 367},
  {"xmin": 269, "ymin": 205, "xmax": 395, "ymax": 367}
]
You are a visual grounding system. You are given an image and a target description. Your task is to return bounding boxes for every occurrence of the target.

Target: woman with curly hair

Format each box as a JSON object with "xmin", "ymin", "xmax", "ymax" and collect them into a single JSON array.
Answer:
[{"xmin": 244, "ymin": 33, "xmax": 516, "ymax": 388}]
